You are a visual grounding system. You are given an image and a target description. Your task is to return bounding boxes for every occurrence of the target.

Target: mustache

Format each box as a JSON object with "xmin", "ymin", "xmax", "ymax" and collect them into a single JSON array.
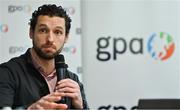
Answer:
[{"xmin": 41, "ymin": 43, "xmax": 56, "ymax": 49}]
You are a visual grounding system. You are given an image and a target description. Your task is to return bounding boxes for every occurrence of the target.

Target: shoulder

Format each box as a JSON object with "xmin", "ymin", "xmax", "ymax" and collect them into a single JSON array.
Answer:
[
  {"xmin": 0, "ymin": 49, "xmax": 31, "ymax": 70},
  {"xmin": 0, "ymin": 55, "xmax": 25, "ymax": 70},
  {"xmin": 0, "ymin": 50, "xmax": 30, "ymax": 77}
]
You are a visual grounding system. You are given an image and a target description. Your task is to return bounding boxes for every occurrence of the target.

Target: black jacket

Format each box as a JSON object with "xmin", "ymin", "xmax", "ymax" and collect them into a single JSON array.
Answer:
[{"xmin": 0, "ymin": 49, "xmax": 88, "ymax": 109}]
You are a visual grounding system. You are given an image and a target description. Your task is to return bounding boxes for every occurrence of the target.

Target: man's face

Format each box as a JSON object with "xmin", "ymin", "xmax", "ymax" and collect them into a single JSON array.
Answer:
[{"xmin": 30, "ymin": 15, "xmax": 68, "ymax": 59}]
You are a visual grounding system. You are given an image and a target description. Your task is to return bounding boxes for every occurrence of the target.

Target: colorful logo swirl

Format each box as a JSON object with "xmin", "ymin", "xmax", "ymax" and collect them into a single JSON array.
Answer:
[
  {"xmin": 0, "ymin": 24, "xmax": 8, "ymax": 33},
  {"xmin": 147, "ymin": 32, "xmax": 175, "ymax": 61}
]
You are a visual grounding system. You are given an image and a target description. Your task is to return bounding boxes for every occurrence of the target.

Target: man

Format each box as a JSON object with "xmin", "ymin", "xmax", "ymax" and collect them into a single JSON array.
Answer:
[{"xmin": 0, "ymin": 4, "xmax": 88, "ymax": 110}]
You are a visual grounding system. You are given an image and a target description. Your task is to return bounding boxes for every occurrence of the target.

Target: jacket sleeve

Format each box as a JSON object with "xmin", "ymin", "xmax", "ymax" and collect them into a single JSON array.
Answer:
[
  {"xmin": 0, "ymin": 66, "xmax": 15, "ymax": 108},
  {"xmin": 79, "ymin": 81, "xmax": 89, "ymax": 109}
]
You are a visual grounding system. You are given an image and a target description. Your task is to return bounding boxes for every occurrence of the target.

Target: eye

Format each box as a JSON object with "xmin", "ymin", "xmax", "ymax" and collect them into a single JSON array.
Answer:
[
  {"xmin": 39, "ymin": 28, "xmax": 48, "ymax": 33},
  {"xmin": 54, "ymin": 30, "xmax": 63, "ymax": 35}
]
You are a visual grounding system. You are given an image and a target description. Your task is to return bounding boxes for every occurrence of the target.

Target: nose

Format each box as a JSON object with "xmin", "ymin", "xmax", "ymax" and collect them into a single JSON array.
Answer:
[{"xmin": 47, "ymin": 31, "xmax": 54, "ymax": 43}]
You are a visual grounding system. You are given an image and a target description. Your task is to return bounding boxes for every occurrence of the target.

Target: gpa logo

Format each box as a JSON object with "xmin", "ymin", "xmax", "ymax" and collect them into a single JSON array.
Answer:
[
  {"xmin": 97, "ymin": 36, "xmax": 143, "ymax": 61},
  {"xmin": 96, "ymin": 32, "xmax": 175, "ymax": 61},
  {"xmin": 147, "ymin": 32, "xmax": 175, "ymax": 61},
  {"xmin": 8, "ymin": 5, "xmax": 31, "ymax": 13},
  {"xmin": 9, "ymin": 46, "xmax": 29, "ymax": 54}
]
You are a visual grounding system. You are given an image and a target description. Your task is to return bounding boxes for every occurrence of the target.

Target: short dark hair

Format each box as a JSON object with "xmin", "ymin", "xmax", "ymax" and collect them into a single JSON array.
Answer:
[{"xmin": 29, "ymin": 4, "xmax": 71, "ymax": 35}]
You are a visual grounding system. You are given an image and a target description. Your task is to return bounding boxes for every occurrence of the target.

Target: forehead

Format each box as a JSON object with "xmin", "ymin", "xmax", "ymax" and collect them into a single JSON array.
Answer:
[{"xmin": 36, "ymin": 15, "xmax": 65, "ymax": 28}]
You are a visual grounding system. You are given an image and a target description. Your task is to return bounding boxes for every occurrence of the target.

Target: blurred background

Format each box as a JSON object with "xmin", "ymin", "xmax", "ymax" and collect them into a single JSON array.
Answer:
[{"xmin": 0, "ymin": 0, "xmax": 179, "ymax": 109}]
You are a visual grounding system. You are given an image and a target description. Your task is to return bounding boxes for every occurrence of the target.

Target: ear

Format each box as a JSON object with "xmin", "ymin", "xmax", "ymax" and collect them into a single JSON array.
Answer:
[
  {"xmin": 64, "ymin": 34, "xmax": 69, "ymax": 43},
  {"xmin": 29, "ymin": 28, "xmax": 33, "ymax": 39}
]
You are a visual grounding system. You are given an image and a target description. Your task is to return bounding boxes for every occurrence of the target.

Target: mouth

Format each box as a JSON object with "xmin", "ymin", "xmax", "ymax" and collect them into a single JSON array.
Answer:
[
  {"xmin": 43, "ymin": 47, "xmax": 55, "ymax": 51},
  {"xmin": 42, "ymin": 45, "xmax": 56, "ymax": 52}
]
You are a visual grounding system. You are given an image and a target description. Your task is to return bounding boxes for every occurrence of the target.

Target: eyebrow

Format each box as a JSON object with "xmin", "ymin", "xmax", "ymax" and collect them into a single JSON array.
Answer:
[
  {"xmin": 38, "ymin": 24, "xmax": 64, "ymax": 30},
  {"xmin": 55, "ymin": 26, "xmax": 64, "ymax": 30}
]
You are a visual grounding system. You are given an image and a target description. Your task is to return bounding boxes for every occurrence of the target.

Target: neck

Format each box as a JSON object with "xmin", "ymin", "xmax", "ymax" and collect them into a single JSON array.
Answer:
[{"xmin": 30, "ymin": 48, "xmax": 55, "ymax": 75}]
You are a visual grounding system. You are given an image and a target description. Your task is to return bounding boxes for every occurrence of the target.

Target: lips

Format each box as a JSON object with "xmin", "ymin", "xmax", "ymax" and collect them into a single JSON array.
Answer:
[
  {"xmin": 42, "ymin": 44, "xmax": 56, "ymax": 49},
  {"xmin": 41, "ymin": 45, "xmax": 56, "ymax": 52}
]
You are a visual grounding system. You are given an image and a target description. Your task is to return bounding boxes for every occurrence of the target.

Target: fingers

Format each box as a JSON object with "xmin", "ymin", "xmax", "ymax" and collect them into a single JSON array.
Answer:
[
  {"xmin": 55, "ymin": 79, "xmax": 83, "ymax": 109},
  {"xmin": 43, "ymin": 92, "xmax": 65, "ymax": 102},
  {"xmin": 56, "ymin": 79, "xmax": 81, "ymax": 99},
  {"xmin": 40, "ymin": 92, "xmax": 67, "ymax": 108},
  {"xmin": 27, "ymin": 92, "xmax": 68, "ymax": 110},
  {"xmin": 39, "ymin": 101, "xmax": 67, "ymax": 109},
  {"xmin": 28, "ymin": 103, "xmax": 44, "ymax": 110},
  {"xmin": 56, "ymin": 79, "xmax": 80, "ymax": 90}
]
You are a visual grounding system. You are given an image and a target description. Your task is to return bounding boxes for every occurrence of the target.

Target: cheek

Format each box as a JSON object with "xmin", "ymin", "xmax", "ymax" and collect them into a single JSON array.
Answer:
[
  {"xmin": 55, "ymin": 39, "xmax": 65, "ymax": 46},
  {"xmin": 37, "ymin": 36, "xmax": 47, "ymax": 43},
  {"xmin": 33, "ymin": 37, "xmax": 45, "ymax": 46}
]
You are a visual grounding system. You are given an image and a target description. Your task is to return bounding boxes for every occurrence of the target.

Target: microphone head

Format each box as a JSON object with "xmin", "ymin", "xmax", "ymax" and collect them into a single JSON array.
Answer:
[
  {"xmin": 55, "ymin": 54, "xmax": 65, "ymax": 63},
  {"xmin": 55, "ymin": 54, "xmax": 68, "ymax": 68}
]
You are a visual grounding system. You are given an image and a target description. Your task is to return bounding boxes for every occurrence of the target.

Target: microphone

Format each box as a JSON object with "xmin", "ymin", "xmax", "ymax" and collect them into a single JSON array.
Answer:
[{"xmin": 55, "ymin": 54, "xmax": 68, "ymax": 104}]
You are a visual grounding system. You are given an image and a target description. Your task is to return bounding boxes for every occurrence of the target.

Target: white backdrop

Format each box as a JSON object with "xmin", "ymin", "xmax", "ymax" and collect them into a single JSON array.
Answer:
[
  {"xmin": 0, "ymin": 0, "xmax": 83, "ymax": 79},
  {"xmin": 82, "ymin": 0, "xmax": 180, "ymax": 109}
]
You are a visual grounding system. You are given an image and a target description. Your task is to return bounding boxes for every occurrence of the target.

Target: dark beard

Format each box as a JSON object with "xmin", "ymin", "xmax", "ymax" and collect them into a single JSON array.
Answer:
[{"xmin": 33, "ymin": 45, "xmax": 61, "ymax": 60}]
